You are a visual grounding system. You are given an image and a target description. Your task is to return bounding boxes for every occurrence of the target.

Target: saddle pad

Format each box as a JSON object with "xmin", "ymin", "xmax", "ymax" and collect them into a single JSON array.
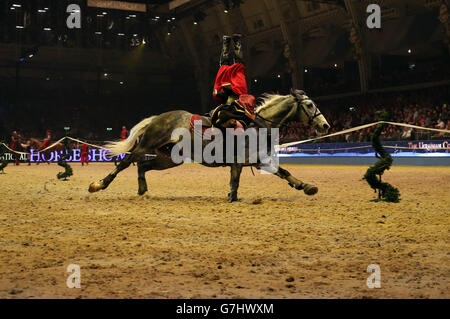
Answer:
[{"xmin": 190, "ymin": 115, "xmax": 212, "ymax": 134}]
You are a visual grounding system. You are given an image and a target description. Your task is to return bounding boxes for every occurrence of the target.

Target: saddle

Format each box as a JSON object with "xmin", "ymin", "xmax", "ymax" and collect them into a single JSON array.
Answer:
[
  {"xmin": 189, "ymin": 114, "xmax": 212, "ymax": 134},
  {"xmin": 190, "ymin": 114, "xmax": 249, "ymax": 136}
]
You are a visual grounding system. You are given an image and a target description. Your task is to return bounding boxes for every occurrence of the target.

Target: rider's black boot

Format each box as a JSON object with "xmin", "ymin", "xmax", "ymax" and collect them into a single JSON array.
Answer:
[
  {"xmin": 220, "ymin": 35, "xmax": 232, "ymax": 66},
  {"xmin": 232, "ymin": 34, "xmax": 243, "ymax": 63}
]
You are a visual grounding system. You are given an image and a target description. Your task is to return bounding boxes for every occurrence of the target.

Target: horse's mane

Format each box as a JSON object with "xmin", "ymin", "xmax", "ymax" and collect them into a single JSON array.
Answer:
[{"xmin": 256, "ymin": 93, "xmax": 290, "ymax": 113}]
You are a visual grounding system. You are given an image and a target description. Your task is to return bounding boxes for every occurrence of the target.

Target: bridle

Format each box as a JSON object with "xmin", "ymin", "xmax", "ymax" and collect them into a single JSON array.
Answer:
[{"xmin": 295, "ymin": 96, "xmax": 323, "ymax": 126}]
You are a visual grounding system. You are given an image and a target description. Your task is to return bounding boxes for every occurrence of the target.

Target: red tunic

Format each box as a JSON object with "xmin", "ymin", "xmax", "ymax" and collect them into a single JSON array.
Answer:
[
  {"xmin": 121, "ymin": 129, "xmax": 128, "ymax": 140},
  {"xmin": 10, "ymin": 138, "xmax": 17, "ymax": 150},
  {"xmin": 213, "ymin": 63, "xmax": 248, "ymax": 105},
  {"xmin": 80, "ymin": 143, "xmax": 89, "ymax": 163},
  {"xmin": 41, "ymin": 132, "xmax": 52, "ymax": 149}
]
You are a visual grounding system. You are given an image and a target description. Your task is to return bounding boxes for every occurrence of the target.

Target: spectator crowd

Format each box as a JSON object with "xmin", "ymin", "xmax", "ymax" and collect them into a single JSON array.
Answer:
[{"xmin": 280, "ymin": 85, "xmax": 450, "ymax": 143}]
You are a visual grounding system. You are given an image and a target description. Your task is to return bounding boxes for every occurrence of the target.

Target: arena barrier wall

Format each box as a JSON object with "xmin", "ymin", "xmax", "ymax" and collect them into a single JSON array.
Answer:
[{"xmin": 1, "ymin": 121, "xmax": 449, "ymax": 166}]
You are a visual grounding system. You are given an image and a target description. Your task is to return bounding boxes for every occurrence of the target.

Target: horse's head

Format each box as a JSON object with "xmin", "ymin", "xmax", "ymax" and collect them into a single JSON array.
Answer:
[{"xmin": 290, "ymin": 89, "xmax": 330, "ymax": 134}]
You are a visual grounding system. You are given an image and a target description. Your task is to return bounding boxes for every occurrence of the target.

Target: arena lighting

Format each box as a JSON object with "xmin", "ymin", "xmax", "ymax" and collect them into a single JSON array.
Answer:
[
  {"xmin": 119, "ymin": 81, "xmax": 124, "ymax": 85},
  {"xmin": 224, "ymin": 10, "xmax": 229, "ymax": 13},
  {"xmin": 277, "ymin": 74, "xmax": 281, "ymax": 78},
  {"xmin": 408, "ymin": 49, "xmax": 412, "ymax": 54},
  {"xmin": 104, "ymin": 73, "xmax": 108, "ymax": 77},
  {"xmin": 38, "ymin": 9, "xmax": 46, "ymax": 13},
  {"xmin": 16, "ymin": 26, "xmax": 24, "ymax": 29},
  {"xmin": 118, "ymin": 33, "xmax": 125, "ymax": 36},
  {"xmin": 305, "ymin": 68, "xmax": 308, "ymax": 73},
  {"xmin": 19, "ymin": 47, "xmax": 39, "ymax": 63},
  {"xmin": 44, "ymin": 27, "xmax": 51, "ymax": 31},
  {"xmin": 12, "ymin": 4, "xmax": 21, "ymax": 8},
  {"xmin": 95, "ymin": 31, "xmax": 102, "ymax": 35},
  {"xmin": 334, "ymin": 63, "xmax": 338, "ymax": 67}
]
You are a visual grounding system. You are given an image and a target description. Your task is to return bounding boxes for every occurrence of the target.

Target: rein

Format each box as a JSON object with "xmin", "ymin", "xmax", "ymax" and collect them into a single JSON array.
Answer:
[{"xmin": 255, "ymin": 113, "xmax": 292, "ymax": 129}]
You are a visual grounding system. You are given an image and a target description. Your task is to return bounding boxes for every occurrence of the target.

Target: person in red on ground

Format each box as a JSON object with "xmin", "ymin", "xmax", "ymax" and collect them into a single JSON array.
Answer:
[
  {"xmin": 41, "ymin": 130, "xmax": 52, "ymax": 150},
  {"xmin": 10, "ymin": 131, "xmax": 20, "ymax": 166},
  {"xmin": 210, "ymin": 34, "xmax": 264, "ymax": 131},
  {"xmin": 121, "ymin": 126, "xmax": 128, "ymax": 140},
  {"xmin": 80, "ymin": 143, "xmax": 89, "ymax": 166}
]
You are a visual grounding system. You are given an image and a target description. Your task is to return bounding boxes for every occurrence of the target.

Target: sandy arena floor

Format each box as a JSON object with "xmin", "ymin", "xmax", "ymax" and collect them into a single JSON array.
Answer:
[{"xmin": 0, "ymin": 163, "xmax": 448, "ymax": 299}]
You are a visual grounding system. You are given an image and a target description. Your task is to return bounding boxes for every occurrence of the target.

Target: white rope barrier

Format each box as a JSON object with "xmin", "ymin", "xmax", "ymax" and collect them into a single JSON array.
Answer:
[
  {"xmin": 65, "ymin": 137, "xmax": 117, "ymax": 152},
  {"xmin": 277, "ymin": 121, "xmax": 450, "ymax": 148},
  {"xmin": 0, "ymin": 136, "xmax": 110, "ymax": 156},
  {"xmin": 1, "ymin": 136, "xmax": 157, "ymax": 157}
]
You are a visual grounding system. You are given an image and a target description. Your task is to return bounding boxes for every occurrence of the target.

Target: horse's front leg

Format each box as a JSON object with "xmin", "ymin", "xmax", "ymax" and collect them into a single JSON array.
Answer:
[
  {"xmin": 262, "ymin": 165, "xmax": 318, "ymax": 196},
  {"xmin": 228, "ymin": 163, "xmax": 243, "ymax": 203}
]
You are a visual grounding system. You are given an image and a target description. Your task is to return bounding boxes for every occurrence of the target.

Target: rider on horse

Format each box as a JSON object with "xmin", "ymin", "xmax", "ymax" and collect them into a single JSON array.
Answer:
[{"xmin": 210, "ymin": 34, "xmax": 265, "ymax": 131}]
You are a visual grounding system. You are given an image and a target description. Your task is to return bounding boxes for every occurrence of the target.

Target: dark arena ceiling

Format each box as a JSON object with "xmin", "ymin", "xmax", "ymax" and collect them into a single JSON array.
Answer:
[{"xmin": 0, "ymin": 0, "xmax": 448, "ymax": 114}]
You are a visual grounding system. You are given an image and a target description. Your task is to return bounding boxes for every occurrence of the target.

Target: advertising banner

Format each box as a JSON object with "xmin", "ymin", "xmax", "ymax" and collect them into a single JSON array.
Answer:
[{"xmin": 278, "ymin": 140, "xmax": 450, "ymax": 157}]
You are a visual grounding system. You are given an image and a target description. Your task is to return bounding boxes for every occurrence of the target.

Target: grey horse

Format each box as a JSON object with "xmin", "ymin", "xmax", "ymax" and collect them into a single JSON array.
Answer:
[{"xmin": 89, "ymin": 90, "xmax": 330, "ymax": 202}]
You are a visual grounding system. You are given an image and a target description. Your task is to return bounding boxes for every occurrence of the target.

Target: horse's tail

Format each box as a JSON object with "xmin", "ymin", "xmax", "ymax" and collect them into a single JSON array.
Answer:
[{"xmin": 105, "ymin": 116, "xmax": 155, "ymax": 156}]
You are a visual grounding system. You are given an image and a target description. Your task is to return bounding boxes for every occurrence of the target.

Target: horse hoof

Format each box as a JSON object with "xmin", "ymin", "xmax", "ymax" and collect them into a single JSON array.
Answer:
[
  {"xmin": 88, "ymin": 181, "xmax": 104, "ymax": 193},
  {"xmin": 228, "ymin": 192, "xmax": 238, "ymax": 203},
  {"xmin": 138, "ymin": 178, "xmax": 148, "ymax": 196},
  {"xmin": 138, "ymin": 188, "xmax": 148, "ymax": 196},
  {"xmin": 303, "ymin": 184, "xmax": 318, "ymax": 196}
]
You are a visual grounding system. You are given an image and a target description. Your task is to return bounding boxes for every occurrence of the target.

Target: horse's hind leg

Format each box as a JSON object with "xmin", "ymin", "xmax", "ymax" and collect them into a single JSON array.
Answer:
[
  {"xmin": 137, "ymin": 160, "xmax": 151, "ymax": 195},
  {"xmin": 261, "ymin": 165, "xmax": 318, "ymax": 195},
  {"xmin": 137, "ymin": 155, "xmax": 181, "ymax": 196},
  {"xmin": 89, "ymin": 153, "xmax": 134, "ymax": 192},
  {"xmin": 228, "ymin": 164, "xmax": 243, "ymax": 202}
]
